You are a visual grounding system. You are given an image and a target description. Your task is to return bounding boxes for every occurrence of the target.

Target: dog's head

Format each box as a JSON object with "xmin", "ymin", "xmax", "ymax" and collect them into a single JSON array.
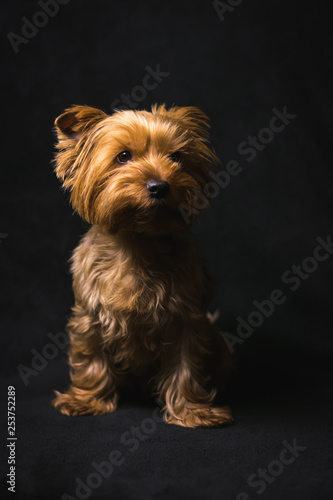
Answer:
[{"xmin": 54, "ymin": 104, "xmax": 218, "ymax": 234}]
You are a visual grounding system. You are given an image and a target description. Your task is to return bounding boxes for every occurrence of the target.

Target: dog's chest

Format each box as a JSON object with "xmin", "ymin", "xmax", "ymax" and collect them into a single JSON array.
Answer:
[
  {"xmin": 107, "ymin": 252, "xmax": 201, "ymax": 316},
  {"xmin": 72, "ymin": 229, "xmax": 206, "ymax": 317}
]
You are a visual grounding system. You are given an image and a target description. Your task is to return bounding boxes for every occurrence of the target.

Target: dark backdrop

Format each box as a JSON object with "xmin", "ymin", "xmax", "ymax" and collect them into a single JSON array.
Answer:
[{"xmin": 2, "ymin": 1, "xmax": 333, "ymax": 499}]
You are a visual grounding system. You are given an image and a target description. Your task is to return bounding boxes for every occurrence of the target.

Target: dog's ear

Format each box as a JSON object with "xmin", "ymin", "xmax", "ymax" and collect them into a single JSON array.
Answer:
[
  {"xmin": 152, "ymin": 104, "xmax": 218, "ymax": 164},
  {"xmin": 53, "ymin": 105, "xmax": 107, "ymax": 188},
  {"xmin": 153, "ymin": 104, "xmax": 210, "ymax": 137},
  {"xmin": 54, "ymin": 105, "xmax": 107, "ymax": 141}
]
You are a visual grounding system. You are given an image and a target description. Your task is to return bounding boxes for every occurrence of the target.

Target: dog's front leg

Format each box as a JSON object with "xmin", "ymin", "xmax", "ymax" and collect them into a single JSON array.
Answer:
[
  {"xmin": 52, "ymin": 304, "xmax": 118, "ymax": 416},
  {"xmin": 157, "ymin": 319, "xmax": 233, "ymax": 428}
]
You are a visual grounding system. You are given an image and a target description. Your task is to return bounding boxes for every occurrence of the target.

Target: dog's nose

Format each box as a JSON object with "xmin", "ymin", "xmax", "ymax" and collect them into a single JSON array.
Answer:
[{"xmin": 146, "ymin": 180, "xmax": 170, "ymax": 199}]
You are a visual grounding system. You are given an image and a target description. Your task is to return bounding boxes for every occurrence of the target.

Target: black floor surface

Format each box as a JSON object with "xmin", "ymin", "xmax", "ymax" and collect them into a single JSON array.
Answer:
[{"xmin": 1, "ymin": 346, "xmax": 332, "ymax": 500}]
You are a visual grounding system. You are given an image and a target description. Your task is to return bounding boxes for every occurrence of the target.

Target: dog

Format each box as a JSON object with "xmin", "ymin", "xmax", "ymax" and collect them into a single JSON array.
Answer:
[{"xmin": 52, "ymin": 104, "xmax": 233, "ymax": 427}]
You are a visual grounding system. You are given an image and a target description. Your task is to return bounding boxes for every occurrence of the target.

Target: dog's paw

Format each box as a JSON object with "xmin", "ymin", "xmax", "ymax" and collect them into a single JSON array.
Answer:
[
  {"xmin": 52, "ymin": 391, "xmax": 117, "ymax": 416},
  {"xmin": 164, "ymin": 405, "xmax": 233, "ymax": 428}
]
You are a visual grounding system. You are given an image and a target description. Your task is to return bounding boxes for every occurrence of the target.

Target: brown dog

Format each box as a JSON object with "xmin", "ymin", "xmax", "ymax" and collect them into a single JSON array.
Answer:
[{"xmin": 52, "ymin": 104, "xmax": 233, "ymax": 427}]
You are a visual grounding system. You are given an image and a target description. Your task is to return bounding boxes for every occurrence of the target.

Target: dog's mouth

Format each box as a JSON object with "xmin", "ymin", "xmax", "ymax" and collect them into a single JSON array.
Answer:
[
  {"xmin": 149, "ymin": 197, "xmax": 168, "ymax": 208},
  {"xmin": 108, "ymin": 200, "xmax": 186, "ymax": 235}
]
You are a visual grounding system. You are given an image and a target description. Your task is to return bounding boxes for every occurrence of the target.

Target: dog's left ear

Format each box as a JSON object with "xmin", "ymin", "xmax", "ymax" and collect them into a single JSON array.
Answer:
[
  {"xmin": 54, "ymin": 105, "xmax": 107, "ymax": 142},
  {"xmin": 153, "ymin": 104, "xmax": 210, "ymax": 137}
]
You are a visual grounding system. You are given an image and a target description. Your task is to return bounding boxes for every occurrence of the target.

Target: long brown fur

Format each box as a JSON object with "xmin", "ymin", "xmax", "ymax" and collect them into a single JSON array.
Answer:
[{"xmin": 52, "ymin": 104, "xmax": 233, "ymax": 427}]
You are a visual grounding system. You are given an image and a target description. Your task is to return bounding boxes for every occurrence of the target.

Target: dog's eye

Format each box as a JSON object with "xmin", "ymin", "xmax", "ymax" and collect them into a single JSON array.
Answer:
[
  {"xmin": 116, "ymin": 151, "xmax": 132, "ymax": 164},
  {"xmin": 169, "ymin": 152, "xmax": 181, "ymax": 163}
]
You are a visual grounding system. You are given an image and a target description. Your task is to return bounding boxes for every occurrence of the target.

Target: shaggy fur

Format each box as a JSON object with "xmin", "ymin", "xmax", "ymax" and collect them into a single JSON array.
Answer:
[{"xmin": 52, "ymin": 104, "xmax": 233, "ymax": 427}]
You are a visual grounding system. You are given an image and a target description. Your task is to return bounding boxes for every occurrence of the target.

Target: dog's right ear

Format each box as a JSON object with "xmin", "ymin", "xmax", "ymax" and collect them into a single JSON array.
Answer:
[
  {"xmin": 53, "ymin": 105, "xmax": 108, "ymax": 188},
  {"xmin": 54, "ymin": 105, "xmax": 107, "ymax": 142}
]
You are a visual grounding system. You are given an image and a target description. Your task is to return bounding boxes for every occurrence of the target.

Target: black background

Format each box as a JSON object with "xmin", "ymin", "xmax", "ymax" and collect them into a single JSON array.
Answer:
[{"xmin": 2, "ymin": 0, "xmax": 333, "ymax": 499}]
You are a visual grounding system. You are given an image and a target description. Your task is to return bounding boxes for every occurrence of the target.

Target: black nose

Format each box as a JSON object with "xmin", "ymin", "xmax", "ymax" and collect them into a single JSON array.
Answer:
[{"xmin": 146, "ymin": 180, "xmax": 170, "ymax": 199}]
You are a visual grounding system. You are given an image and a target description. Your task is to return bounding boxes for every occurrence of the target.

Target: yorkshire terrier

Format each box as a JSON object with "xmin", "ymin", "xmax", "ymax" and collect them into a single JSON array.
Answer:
[{"xmin": 52, "ymin": 104, "xmax": 233, "ymax": 427}]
